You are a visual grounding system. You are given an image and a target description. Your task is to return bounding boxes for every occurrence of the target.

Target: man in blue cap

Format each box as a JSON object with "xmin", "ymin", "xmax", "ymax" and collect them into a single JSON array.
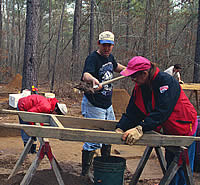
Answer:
[{"xmin": 80, "ymin": 31, "xmax": 125, "ymax": 178}]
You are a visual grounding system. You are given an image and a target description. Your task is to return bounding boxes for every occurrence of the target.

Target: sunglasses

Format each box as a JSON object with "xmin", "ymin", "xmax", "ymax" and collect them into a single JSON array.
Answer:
[{"xmin": 130, "ymin": 72, "xmax": 141, "ymax": 80}]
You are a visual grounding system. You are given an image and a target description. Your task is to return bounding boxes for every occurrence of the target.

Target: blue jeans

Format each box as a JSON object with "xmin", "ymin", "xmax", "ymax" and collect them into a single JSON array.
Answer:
[
  {"xmin": 81, "ymin": 95, "xmax": 115, "ymax": 151},
  {"xmin": 17, "ymin": 106, "xmax": 36, "ymax": 143},
  {"xmin": 165, "ymin": 132, "xmax": 196, "ymax": 185}
]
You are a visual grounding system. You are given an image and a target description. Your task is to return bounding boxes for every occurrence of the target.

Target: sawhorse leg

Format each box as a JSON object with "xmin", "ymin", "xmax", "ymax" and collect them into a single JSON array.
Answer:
[
  {"xmin": 155, "ymin": 147, "xmax": 167, "ymax": 174},
  {"xmin": 129, "ymin": 146, "xmax": 166, "ymax": 185},
  {"xmin": 20, "ymin": 138, "xmax": 64, "ymax": 185},
  {"xmin": 8, "ymin": 137, "xmax": 35, "ymax": 180},
  {"xmin": 159, "ymin": 147, "xmax": 194, "ymax": 185}
]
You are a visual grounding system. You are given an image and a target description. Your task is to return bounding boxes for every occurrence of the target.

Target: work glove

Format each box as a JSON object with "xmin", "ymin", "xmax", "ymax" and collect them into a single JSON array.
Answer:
[
  {"xmin": 122, "ymin": 125, "xmax": 143, "ymax": 145},
  {"xmin": 115, "ymin": 128, "xmax": 124, "ymax": 133}
]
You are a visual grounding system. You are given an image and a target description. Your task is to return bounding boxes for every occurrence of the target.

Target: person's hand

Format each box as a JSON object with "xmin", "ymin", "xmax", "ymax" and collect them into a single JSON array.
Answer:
[
  {"xmin": 93, "ymin": 83, "xmax": 103, "ymax": 91},
  {"xmin": 82, "ymin": 72, "xmax": 103, "ymax": 92},
  {"xmin": 92, "ymin": 78, "xmax": 103, "ymax": 91},
  {"xmin": 179, "ymin": 80, "xmax": 184, "ymax": 84},
  {"xmin": 115, "ymin": 128, "xmax": 124, "ymax": 133},
  {"xmin": 122, "ymin": 125, "xmax": 143, "ymax": 145}
]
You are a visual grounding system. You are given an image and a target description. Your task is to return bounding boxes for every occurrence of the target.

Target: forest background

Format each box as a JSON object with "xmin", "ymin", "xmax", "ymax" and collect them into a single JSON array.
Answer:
[{"xmin": 0, "ymin": 0, "xmax": 200, "ymax": 94}]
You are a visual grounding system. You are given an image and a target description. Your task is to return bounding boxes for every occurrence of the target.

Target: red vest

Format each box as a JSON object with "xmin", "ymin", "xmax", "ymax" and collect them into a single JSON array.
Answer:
[{"xmin": 134, "ymin": 69, "xmax": 197, "ymax": 136}]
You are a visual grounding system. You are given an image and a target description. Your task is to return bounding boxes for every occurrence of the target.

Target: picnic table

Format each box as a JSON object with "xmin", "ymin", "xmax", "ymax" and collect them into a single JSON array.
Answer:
[
  {"xmin": 0, "ymin": 109, "xmax": 200, "ymax": 185},
  {"xmin": 181, "ymin": 83, "xmax": 200, "ymax": 112}
]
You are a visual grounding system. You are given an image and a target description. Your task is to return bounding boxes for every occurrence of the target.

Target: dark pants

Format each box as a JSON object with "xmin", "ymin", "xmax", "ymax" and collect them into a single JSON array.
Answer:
[{"xmin": 17, "ymin": 106, "xmax": 36, "ymax": 143}]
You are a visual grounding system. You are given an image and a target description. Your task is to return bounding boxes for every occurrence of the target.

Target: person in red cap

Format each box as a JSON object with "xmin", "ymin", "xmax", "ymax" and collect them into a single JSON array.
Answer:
[
  {"xmin": 115, "ymin": 56, "xmax": 197, "ymax": 185},
  {"xmin": 17, "ymin": 94, "xmax": 67, "ymax": 153}
]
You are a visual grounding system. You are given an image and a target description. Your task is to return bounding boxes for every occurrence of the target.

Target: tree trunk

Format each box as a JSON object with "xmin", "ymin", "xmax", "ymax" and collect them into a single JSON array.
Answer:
[
  {"xmin": 88, "ymin": 0, "xmax": 94, "ymax": 54},
  {"xmin": 193, "ymin": 0, "xmax": 200, "ymax": 83},
  {"xmin": 50, "ymin": 1, "xmax": 66, "ymax": 92},
  {"xmin": 5, "ymin": 0, "xmax": 10, "ymax": 65},
  {"xmin": 126, "ymin": 0, "xmax": 130, "ymax": 52},
  {"xmin": 48, "ymin": 0, "xmax": 51, "ymax": 81},
  {"xmin": 153, "ymin": 0, "xmax": 158, "ymax": 62},
  {"xmin": 0, "ymin": 0, "xmax": 2, "ymax": 58},
  {"xmin": 71, "ymin": 0, "xmax": 81, "ymax": 81},
  {"xmin": 164, "ymin": 0, "xmax": 170, "ymax": 69},
  {"xmin": 16, "ymin": 1, "xmax": 21, "ymax": 73},
  {"xmin": 142, "ymin": 0, "xmax": 151, "ymax": 57},
  {"xmin": 10, "ymin": 0, "xmax": 16, "ymax": 75},
  {"xmin": 22, "ymin": 0, "xmax": 40, "ymax": 91}
]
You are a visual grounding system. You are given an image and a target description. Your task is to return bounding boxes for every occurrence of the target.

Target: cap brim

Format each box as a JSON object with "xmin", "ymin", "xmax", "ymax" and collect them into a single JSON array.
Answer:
[
  {"xmin": 57, "ymin": 103, "xmax": 67, "ymax": 115},
  {"xmin": 99, "ymin": 40, "xmax": 114, "ymax": 44},
  {"xmin": 120, "ymin": 69, "xmax": 136, "ymax": 76}
]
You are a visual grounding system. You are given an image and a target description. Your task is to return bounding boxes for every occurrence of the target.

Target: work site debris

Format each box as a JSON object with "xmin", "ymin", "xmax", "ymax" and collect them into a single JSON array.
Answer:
[
  {"xmin": 6, "ymin": 73, "xmax": 22, "ymax": 90},
  {"xmin": 74, "ymin": 81, "xmax": 95, "ymax": 94}
]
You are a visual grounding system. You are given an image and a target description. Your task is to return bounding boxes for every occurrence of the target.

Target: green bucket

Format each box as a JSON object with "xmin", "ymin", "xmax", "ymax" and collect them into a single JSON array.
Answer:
[{"xmin": 93, "ymin": 156, "xmax": 126, "ymax": 185}]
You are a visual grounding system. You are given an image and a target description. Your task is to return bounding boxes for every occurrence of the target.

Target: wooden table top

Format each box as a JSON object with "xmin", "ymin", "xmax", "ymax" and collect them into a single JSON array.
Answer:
[{"xmin": 181, "ymin": 83, "xmax": 200, "ymax": 90}]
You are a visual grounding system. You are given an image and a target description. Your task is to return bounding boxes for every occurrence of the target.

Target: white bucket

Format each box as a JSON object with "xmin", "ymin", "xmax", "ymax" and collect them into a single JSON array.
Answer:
[
  {"xmin": 9, "ymin": 94, "xmax": 23, "ymax": 108},
  {"xmin": 45, "ymin": 93, "xmax": 55, "ymax": 98},
  {"xmin": 22, "ymin": 89, "xmax": 31, "ymax": 97}
]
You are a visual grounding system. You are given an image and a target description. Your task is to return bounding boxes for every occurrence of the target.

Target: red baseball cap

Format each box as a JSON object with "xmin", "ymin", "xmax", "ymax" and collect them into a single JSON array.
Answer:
[{"xmin": 120, "ymin": 56, "xmax": 151, "ymax": 76}]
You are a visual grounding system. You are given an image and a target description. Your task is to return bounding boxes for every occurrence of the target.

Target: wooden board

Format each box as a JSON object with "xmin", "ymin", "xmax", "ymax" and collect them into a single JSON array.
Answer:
[
  {"xmin": 2, "ymin": 109, "xmax": 200, "ymax": 147},
  {"xmin": 0, "ymin": 123, "xmax": 200, "ymax": 147},
  {"xmin": 1, "ymin": 109, "xmax": 117, "ymax": 131},
  {"xmin": 181, "ymin": 83, "xmax": 200, "ymax": 90}
]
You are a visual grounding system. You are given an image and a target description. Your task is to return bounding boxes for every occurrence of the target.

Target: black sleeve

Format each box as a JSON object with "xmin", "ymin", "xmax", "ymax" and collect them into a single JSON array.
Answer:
[
  {"xmin": 81, "ymin": 55, "xmax": 97, "ymax": 80},
  {"xmin": 116, "ymin": 93, "xmax": 146, "ymax": 131},
  {"xmin": 140, "ymin": 74, "xmax": 181, "ymax": 132},
  {"xmin": 111, "ymin": 55, "xmax": 118, "ymax": 71}
]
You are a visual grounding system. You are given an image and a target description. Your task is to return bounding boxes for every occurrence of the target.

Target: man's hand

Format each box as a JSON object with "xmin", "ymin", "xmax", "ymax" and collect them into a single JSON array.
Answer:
[
  {"xmin": 122, "ymin": 125, "xmax": 143, "ymax": 145},
  {"xmin": 115, "ymin": 128, "xmax": 124, "ymax": 133},
  {"xmin": 93, "ymin": 81, "xmax": 103, "ymax": 91},
  {"xmin": 82, "ymin": 72, "xmax": 103, "ymax": 92}
]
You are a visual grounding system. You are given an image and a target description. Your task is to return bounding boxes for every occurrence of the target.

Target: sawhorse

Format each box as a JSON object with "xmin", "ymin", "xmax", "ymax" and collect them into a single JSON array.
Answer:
[
  {"xmin": 129, "ymin": 146, "xmax": 194, "ymax": 185},
  {"xmin": 8, "ymin": 137, "xmax": 65, "ymax": 185}
]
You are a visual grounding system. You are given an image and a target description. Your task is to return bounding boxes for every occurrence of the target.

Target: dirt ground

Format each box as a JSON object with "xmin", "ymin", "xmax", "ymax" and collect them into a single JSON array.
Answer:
[{"xmin": 0, "ymin": 81, "xmax": 200, "ymax": 185}]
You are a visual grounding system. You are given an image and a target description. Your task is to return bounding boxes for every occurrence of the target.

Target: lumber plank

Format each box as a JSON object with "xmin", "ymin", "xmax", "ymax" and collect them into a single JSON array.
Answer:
[
  {"xmin": 0, "ymin": 123, "xmax": 200, "ymax": 147},
  {"xmin": 1, "ymin": 109, "xmax": 51, "ymax": 123},
  {"xmin": 56, "ymin": 116, "xmax": 117, "ymax": 130},
  {"xmin": 1, "ymin": 109, "xmax": 117, "ymax": 131},
  {"xmin": 49, "ymin": 115, "xmax": 64, "ymax": 128},
  {"xmin": 181, "ymin": 83, "xmax": 200, "ymax": 90}
]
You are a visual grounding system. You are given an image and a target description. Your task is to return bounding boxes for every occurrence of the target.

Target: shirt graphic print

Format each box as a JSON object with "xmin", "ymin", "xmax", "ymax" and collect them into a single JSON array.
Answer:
[{"xmin": 99, "ymin": 62, "xmax": 113, "ymax": 96}]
